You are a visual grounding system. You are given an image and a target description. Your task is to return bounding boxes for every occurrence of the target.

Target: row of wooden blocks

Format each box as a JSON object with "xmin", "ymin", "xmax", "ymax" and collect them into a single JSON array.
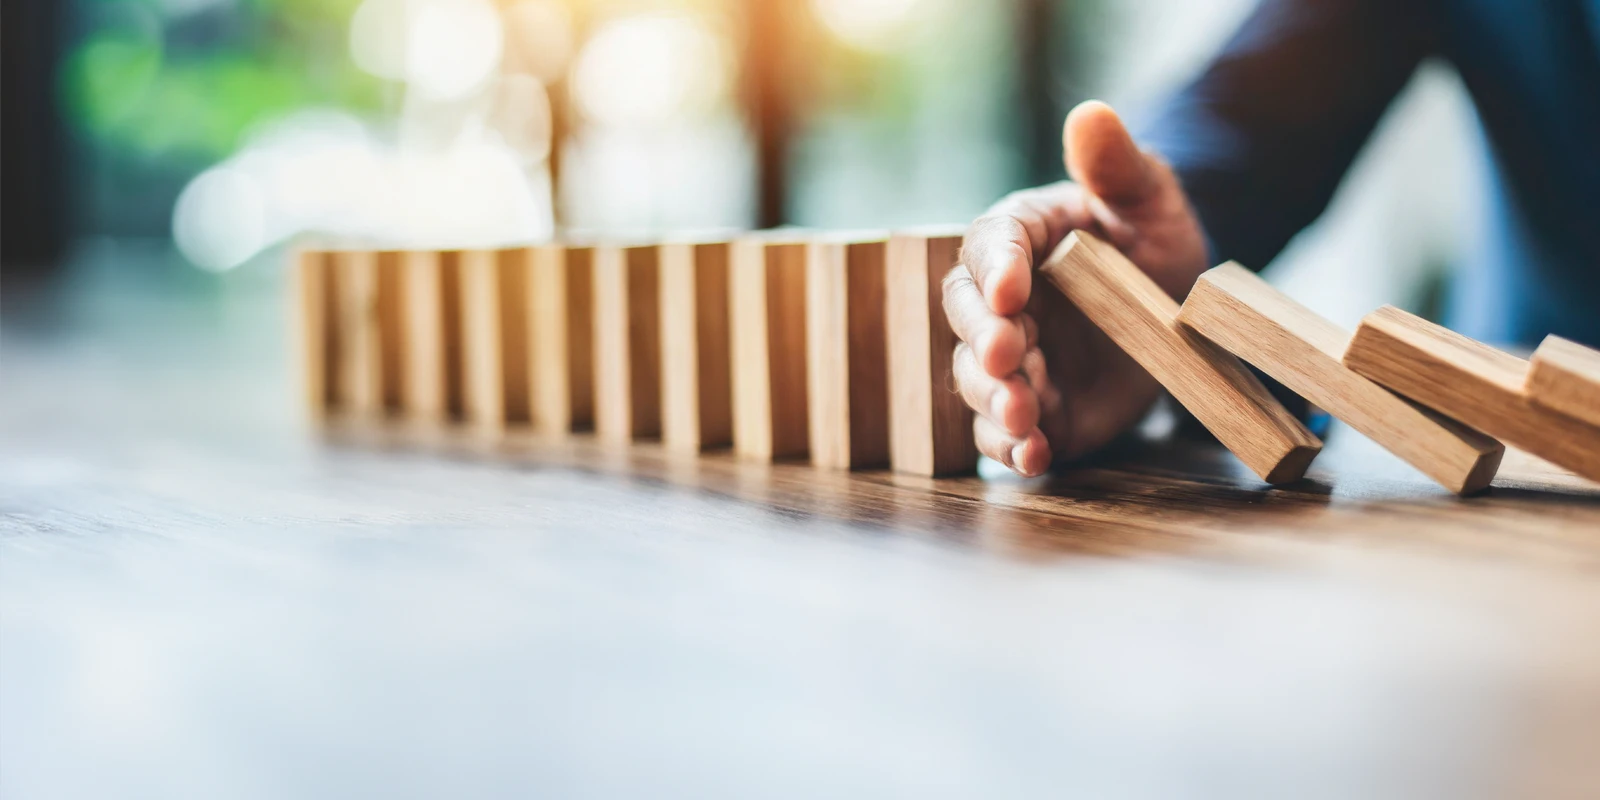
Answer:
[{"xmin": 294, "ymin": 228, "xmax": 1600, "ymax": 494}]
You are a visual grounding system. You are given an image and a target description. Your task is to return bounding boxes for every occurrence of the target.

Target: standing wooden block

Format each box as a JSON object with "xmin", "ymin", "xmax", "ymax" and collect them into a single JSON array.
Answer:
[
  {"xmin": 400, "ymin": 250, "xmax": 456, "ymax": 421},
  {"xmin": 459, "ymin": 248, "xmax": 531, "ymax": 430},
  {"xmin": 730, "ymin": 237, "xmax": 810, "ymax": 461},
  {"xmin": 1177, "ymin": 263, "xmax": 1502, "ymax": 493},
  {"xmin": 806, "ymin": 235, "xmax": 890, "ymax": 469},
  {"xmin": 659, "ymin": 239, "xmax": 733, "ymax": 452},
  {"xmin": 592, "ymin": 244, "xmax": 662, "ymax": 442},
  {"xmin": 527, "ymin": 244, "xmax": 595, "ymax": 434},
  {"xmin": 885, "ymin": 228, "xmax": 978, "ymax": 477},
  {"xmin": 1344, "ymin": 306, "xmax": 1600, "ymax": 483},
  {"xmin": 1526, "ymin": 335, "xmax": 1600, "ymax": 429},
  {"xmin": 293, "ymin": 248, "xmax": 336, "ymax": 418},
  {"xmin": 1040, "ymin": 231, "xmax": 1321, "ymax": 484},
  {"xmin": 374, "ymin": 251, "xmax": 407, "ymax": 413},
  {"xmin": 332, "ymin": 249, "xmax": 383, "ymax": 416}
]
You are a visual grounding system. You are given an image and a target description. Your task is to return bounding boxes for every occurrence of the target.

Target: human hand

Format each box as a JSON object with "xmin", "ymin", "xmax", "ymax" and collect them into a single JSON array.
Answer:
[{"xmin": 945, "ymin": 100, "xmax": 1212, "ymax": 476}]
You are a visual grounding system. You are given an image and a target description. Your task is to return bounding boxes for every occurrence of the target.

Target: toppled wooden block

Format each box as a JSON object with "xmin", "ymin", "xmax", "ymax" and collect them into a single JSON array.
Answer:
[
  {"xmin": 593, "ymin": 244, "xmax": 662, "ymax": 442},
  {"xmin": 459, "ymin": 248, "xmax": 531, "ymax": 430},
  {"xmin": 1178, "ymin": 263, "xmax": 1502, "ymax": 493},
  {"xmin": 730, "ymin": 237, "xmax": 810, "ymax": 461},
  {"xmin": 806, "ymin": 234, "xmax": 890, "ymax": 470},
  {"xmin": 527, "ymin": 244, "xmax": 594, "ymax": 434},
  {"xmin": 1526, "ymin": 335, "xmax": 1600, "ymax": 429},
  {"xmin": 885, "ymin": 228, "xmax": 977, "ymax": 477},
  {"xmin": 1344, "ymin": 306, "xmax": 1600, "ymax": 483},
  {"xmin": 659, "ymin": 239, "xmax": 733, "ymax": 453},
  {"xmin": 1040, "ymin": 232, "xmax": 1321, "ymax": 484},
  {"xmin": 293, "ymin": 248, "xmax": 336, "ymax": 418}
]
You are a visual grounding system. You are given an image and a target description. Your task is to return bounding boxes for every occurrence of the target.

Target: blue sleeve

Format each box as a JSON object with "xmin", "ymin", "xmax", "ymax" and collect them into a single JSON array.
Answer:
[{"xmin": 1139, "ymin": 0, "xmax": 1435, "ymax": 270}]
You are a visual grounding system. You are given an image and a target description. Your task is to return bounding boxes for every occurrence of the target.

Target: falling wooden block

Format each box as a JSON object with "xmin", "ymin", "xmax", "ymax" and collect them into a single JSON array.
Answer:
[
  {"xmin": 401, "ymin": 250, "xmax": 464, "ymax": 421},
  {"xmin": 659, "ymin": 239, "xmax": 733, "ymax": 453},
  {"xmin": 592, "ymin": 244, "xmax": 662, "ymax": 442},
  {"xmin": 730, "ymin": 236, "xmax": 810, "ymax": 461},
  {"xmin": 1526, "ymin": 335, "xmax": 1600, "ymax": 429},
  {"xmin": 527, "ymin": 244, "xmax": 595, "ymax": 434},
  {"xmin": 292, "ymin": 248, "xmax": 336, "ymax": 418},
  {"xmin": 459, "ymin": 248, "xmax": 531, "ymax": 430},
  {"xmin": 806, "ymin": 234, "xmax": 890, "ymax": 469},
  {"xmin": 885, "ymin": 228, "xmax": 978, "ymax": 477},
  {"xmin": 1177, "ymin": 263, "xmax": 1502, "ymax": 493},
  {"xmin": 1344, "ymin": 306, "xmax": 1600, "ymax": 483},
  {"xmin": 332, "ymin": 249, "xmax": 383, "ymax": 416},
  {"xmin": 1040, "ymin": 231, "xmax": 1321, "ymax": 484}
]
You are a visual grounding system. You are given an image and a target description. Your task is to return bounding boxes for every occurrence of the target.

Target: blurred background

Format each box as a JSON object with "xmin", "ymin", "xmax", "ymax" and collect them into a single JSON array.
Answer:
[{"xmin": 4, "ymin": 0, "xmax": 1482, "ymax": 328}]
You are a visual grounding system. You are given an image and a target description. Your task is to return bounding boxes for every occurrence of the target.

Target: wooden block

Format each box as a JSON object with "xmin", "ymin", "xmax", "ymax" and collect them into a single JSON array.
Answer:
[
  {"xmin": 331, "ymin": 249, "xmax": 383, "ymax": 415},
  {"xmin": 374, "ymin": 251, "xmax": 406, "ymax": 413},
  {"xmin": 527, "ymin": 244, "xmax": 595, "ymax": 434},
  {"xmin": 1039, "ymin": 232, "xmax": 1321, "ymax": 484},
  {"xmin": 659, "ymin": 239, "xmax": 734, "ymax": 452},
  {"xmin": 1344, "ymin": 306, "xmax": 1600, "ymax": 483},
  {"xmin": 459, "ymin": 248, "xmax": 531, "ymax": 430},
  {"xmin": 1526, "ymin": 335, "xmax": 1600, "ymax": 429},
  {"xmin": 592, "ymin": 244, "xmax": 662, "ymax": 442},
  {"xmin": 292, "ymin": 248, "xmax": 336, "ymax": 418},
  {"xmin": 885, "ymin": 228, "xmax": 978, "ymax": 477},
  {"xmin": 730, "ymin": 237, "xmax": 810, "ymax": 461},
  {"xmin": 401, "ymin": 250, "xmax": 452, "ymax": 421},
  {"xmin": 1177, "ymin": 263, "xmax": 1502, "ymax": 493},
  {"xmin": 806, "ymin": 235, "xmax": 890, "ymax": 469}
]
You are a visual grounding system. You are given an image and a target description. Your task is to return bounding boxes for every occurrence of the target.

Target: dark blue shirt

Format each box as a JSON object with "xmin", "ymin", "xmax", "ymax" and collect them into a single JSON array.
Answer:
[{"xmin": 1144, "ymin": 0, "xmax": 1600, "ymax": 347}]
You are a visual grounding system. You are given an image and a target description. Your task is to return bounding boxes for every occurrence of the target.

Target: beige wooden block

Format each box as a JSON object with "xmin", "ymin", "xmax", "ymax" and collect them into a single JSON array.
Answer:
[
  {"xmin": 730, "ymin": 237, "xmax": 810, "ymax": 461},
  {"xmin": 659, "ymin": 239, "xmax": 734, "ymax": 453},
  {"xmin": 401, "ymin": 250, "xmax": 453, "ymax": 421},
  {"xmin": 292, "ymin": 248, "xmax": 336, "ymax": 418},
  {"xmin": 1178, "ymin": 263, "xmax": 1502, "ymax": 493},
  {"xmin": 885, "ymin": 228, "xmax": 978, "ymax": 477},
  {"xmin": 527, "ymin": 244, "xmax": 595, "ymax": 434},
  {"xmin": 459, "ymin": 248, "xmax": 531, "ymax": 430},
  {"xmin": 1526, "ymin": 335, "xmax": 1600, "ymax": 429},
  {"xmin": 374, "ymin": 251, "xmax": 406, "ymax": 413},
  {"xmin": 332, "ymin": 249, "xmax": 383, "ymax": 416},
  {"xmin": 1344, "ymin": 306, "xmax": 1600, "ymax": 483},
  {"xmin": 806, "ymin": 235, "xmax": 890, "ymax": 470},
  {"xmin": 1040, "ymin": 231, "xmax": 1321, "ymax": 484},
  {"xmin": 592, "ymin": 244, "xmax": 662, "ymax": 442}
]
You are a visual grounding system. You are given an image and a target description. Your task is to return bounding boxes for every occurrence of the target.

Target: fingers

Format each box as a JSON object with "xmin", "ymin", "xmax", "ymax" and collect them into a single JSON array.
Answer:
[
  {"xmin": 942, "ymin": 266, "xmax": 1036, "ymax": 377},
  {"xmin": 961, "ymin": 182, "xmax": 1094, "ymax": 317},
  {"xmin": 953, "ymin": 343, "xmax": 1039, "ymax": 436},
  {"xmin": 1064, "ymin": 100, "xmax": 1158, "ymax": 209},
  {"xmin": 975, "ymin": 416, "xmax": 1052, "ymax": 478}
]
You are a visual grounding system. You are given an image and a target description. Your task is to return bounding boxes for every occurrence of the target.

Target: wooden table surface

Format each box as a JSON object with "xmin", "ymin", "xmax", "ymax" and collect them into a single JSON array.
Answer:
[{"xmin": 4, "ymin": 253, "xmax": 1599, "ymax": 799}]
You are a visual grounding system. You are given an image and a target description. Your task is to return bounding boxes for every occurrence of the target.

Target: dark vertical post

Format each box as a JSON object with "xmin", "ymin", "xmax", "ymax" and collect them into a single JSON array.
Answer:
[
  {"xmin": 1016, "ymin": 0, "xmax": 1062, "ymax": 187},
  {"xmin": 2, "ymin": 0, "xmax": 69, "ymax": 271},
  {"xmin": 741, "ymin": 0, "xmax": 794, "ymax": 228}
]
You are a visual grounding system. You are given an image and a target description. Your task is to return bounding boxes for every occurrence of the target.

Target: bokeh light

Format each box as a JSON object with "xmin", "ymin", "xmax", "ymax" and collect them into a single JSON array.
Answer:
[
  {"xmin": 571, "ymin": 13, "xmax": 730, "ymax": 128},
  {"xmin": 350, "ymin": 0, "xmax": 504, "ymax": 100},
  {"xmin": 812, "ymin": 0, "xmax": 923, "ymax": 50},
  {"xmin": 504, "ymin": 0, "xmax": 574, "ymax": 84}
]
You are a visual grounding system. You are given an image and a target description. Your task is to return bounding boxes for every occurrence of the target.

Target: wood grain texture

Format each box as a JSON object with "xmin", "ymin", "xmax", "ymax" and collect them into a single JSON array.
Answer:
[
  {"xmin": 333, "ymin": 249, "xmax": 383, "ymax": 415},
  {"xmin": 1344, "ymin": 306, "xmax": 1600, "ymax": 483},
  {"xmin": 660, "ymin": 240, "xmax": 733, "ymax": 453},
  {"xmin": 806, "ymin": 237, "xmax": 890, "ymax": 469},
  {"xmin": 1526, "ymin": 335, "xmax": 1600, "ymax": 429},
  {"xmin": 885, "ymin": 229, "xmax": 978, "ymax": 477},
  {"xmin": 459, "ymin": 248, "xmax": 532, "ymax": 430},
  {"xmin": 1178, "ymin": 263, "xmax": 1503, "ymax": 494},
  {"xmin": 592, "ymin": 244, "xmax": 662, "ymax": 442},
  {"xmin": 292, "ymin": 248, "xmax": 336, "ymax": 418},
  {"xmin": 1041, "ymin": 232, "xmax": 1321, "ymax": 484},
  {"xmin": 528, "ymin": 244, "xmax": 595, "ymax": 434},
  {"xmin": 730, "ymin": 238, "xmax": 810, "ymax": 461}
]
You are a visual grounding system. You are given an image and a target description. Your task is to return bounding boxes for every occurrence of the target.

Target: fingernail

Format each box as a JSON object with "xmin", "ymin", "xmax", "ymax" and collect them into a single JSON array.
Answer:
[
  {"xmin": 1010, "ymin": 439, "xmax": 1031, "ymax": 474},
  {"xmin": 990, "ymin": 388, "xmax": 1010, "ymax": 427}
]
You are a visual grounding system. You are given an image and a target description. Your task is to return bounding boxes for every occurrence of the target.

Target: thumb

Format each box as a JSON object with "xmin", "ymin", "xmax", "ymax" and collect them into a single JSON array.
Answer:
[{"xmin": 1064, "ymin": 100, "xmax": 1159, "ymax": 209}]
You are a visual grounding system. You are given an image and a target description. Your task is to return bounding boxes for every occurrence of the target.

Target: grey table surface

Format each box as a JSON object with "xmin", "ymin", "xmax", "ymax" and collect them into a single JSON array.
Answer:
[{"xmin": 3, "ymin": 248, "xmax": 1598, "ymax": 800}]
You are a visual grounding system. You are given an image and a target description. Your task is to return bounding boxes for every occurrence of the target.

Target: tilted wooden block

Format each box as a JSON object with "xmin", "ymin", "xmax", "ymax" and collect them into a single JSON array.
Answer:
[
  {"xmin": 1526, "ymin": 335, "xmax": 1600, "ymax": 429},
  {"xmin": 806, "ymin": 235, "xmax": 890, "ymax": 470},
  {"xmin": 332, "ymin": 249, "xmax": 383, "ymax": 416},
  {"xmin": 293, "ymin": 248, "xmax": 336, "ymax": 418},
  {"xmin": 459, "ymin": 248, "xmax": 531, "ymax": 430},
  {"xmin": 400, "ymin": 250, "xmax": 459, "ymax": 421},
  {"xmin": 1344, "ymin": 306, "xmax": 1600, "ymax": 483},
  {"xmin": 1040, "ymin": 232, "xmax": 1321, "ymax": 484},
  {"xmin": 527, "ymin": 244, "xmax": 595, "ymax": 434},
  {"xmin": 593, "ymin": 244, "xmax": 663, "ymax": 442},
  {"xmin": 885, "ymin": 228, "xmax": 978, "ymax": 477},
  {"xmin": 730, "ymin": 237, "xmax": 810, "ymax": 461},
  {"xmin": 659, "ymin": 239, "xmax": 734, "ymax": 453},
  {"xmin": 1178, "ymin": 263, "xmax": 1502, "ymax": 493}
]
